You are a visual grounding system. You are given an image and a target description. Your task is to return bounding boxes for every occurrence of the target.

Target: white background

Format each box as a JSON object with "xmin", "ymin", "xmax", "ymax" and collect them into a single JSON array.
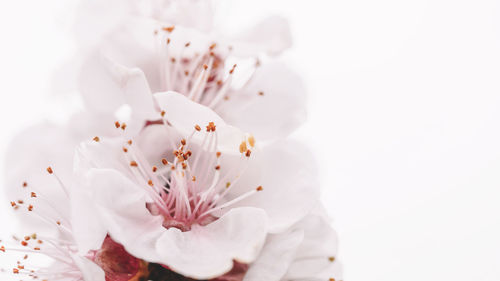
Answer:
[{"xmin": 1, "ymin": 0, "xmax": 500, "ymax": 280}]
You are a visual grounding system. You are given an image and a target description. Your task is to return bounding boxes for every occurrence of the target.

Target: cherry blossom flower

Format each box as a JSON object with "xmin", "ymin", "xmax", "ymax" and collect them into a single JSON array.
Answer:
[
  {"xmin": 57, "ymin": 0, "xmax": 303, "ymax": 142},
  {"xmin": 70, "ymin": 92, "xmax": 319, "ymax": 279}
]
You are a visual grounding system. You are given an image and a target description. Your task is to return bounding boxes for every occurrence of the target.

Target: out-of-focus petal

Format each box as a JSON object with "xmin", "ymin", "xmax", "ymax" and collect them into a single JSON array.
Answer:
[{"xmin": 228, "ymin": 16, "xmax": 292, "ymax": 57}]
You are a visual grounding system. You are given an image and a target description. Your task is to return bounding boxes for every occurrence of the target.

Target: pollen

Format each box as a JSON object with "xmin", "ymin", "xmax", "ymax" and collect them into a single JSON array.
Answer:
[
  {"xmin": 22, "ymin": 182, "xmax": 27, "ymax": 188},
  {"xmin": 161, "ymin": 110, "xmax": 166, "ymax": 117},
  {"xmin": 206, "ymin": 122, "xmax": 216, "ymax": 132},
  {"xmin": 128, "ymin": 140, "xmax": 133, "ymax": 145},
  {"xmin": 195, "ymin": 124, "xmax": 201, "ymax": 131},
  {"xmin": 258, "ymin": 91, "xmax": 264, "ymax": 96},
  {"xmin": 239, "ymin": 142, "xmax": 248, "ymax": 153},
  {"xmin": 162, "ymin": 158, "xmax": 169, "ymax": 165},
  {"xmin": 31, "ymin": 192, "xmax": 36, "ymax": 198},
  {"xmin": 248, "ymin": 135, "xmax": 256, "ymax": 147},
  {"xmin": 152, "ymin": 166, "xmax": 158, "ymax": 172},
  {"xmin": 192, "ymin": 176, "xmax": 196, "ymax": 182},
  {"xmin": 46, "ymin": 166, "xmax": 53, "ymax": 174},
  {"xmin": 181, "ymin": 139, "xmax": 186, "ymax": 145},
  {"xmin": 209, "ymin": 43, "xmax": 217, "ymax": 50},
  {"xmin": 121, "ymin": 123, "xmax": 127, "ymax": 130},
  {"xmin": 216, "ymin": 151, "xmax": 221, "ymax": 158},
  {"xmin": 256, "ymin": 186, "xmax": 263, "ymax": 191},
  {"xmin": 28, "ymin": 205, "xmax": 33, "ymax": 211},
  {"xmin": 329, "ymin": 256, "xmax": 335, "ymax": 262},
  {"xmin": 148, "ymin": 180, "xmax": 154, "ymax": 186},
  {"xmin": 162, "ymin": 25, "xmax": 175, "ymax": 33},
  {"xmin": 215, "ymin": 165, "xmax": 221, "ymax": 170},
  {"xmin": 115, "ymin": 121, "xmax": 120, "ymax": 128},
  {"xmin": 245, "ymin": 150, "xmax": 252, "ymax": 157},
  {"xmin": 123, "ymin": 147, "xmax": 128, "ymax": 153},
  {"xmin": 203, "ymin": 64, "xmax": 208, "ymax": 70},
  {"xmin": 226, "ymin": 182, "xmax": 231, "ymax": 188},
  {"xmin": 130, "ymin": 161, "xmax": 138, "ymax": 167},
  {"xmin": 93, "ymin": 136, "xmax": 100, "ymax": 142}
]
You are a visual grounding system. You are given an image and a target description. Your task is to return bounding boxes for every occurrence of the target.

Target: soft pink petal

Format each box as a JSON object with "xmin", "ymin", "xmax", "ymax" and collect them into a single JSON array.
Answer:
[
  {"xmin": 283, "ymin": 214, "xmax": 343, "ymax": 281},
  {"xmin": 154, "ymin": 91, "xmax": 246, "ymax": 154},
  {"xmin": 81, "ymin": 168, "xmax": 165, "ymax": 263},
  {"xmin": 156, "ymin": 207, "xmax": 268, "ymax": 279},
  {"xmin": 221, "ymin": 140, "xmax": 320, "ymax": 233},
  {"xmin": 228, "ymin": 16, "xmax": 292, "ymax": 57},
  {"xmin": 217, "ymin": 61, "xmax": 306, "ymax": 141},
  {"xmin": 243, "ymin": 229, "xmax": 304, "ymax": 281},
  {"xmin": 70, "ymin": 253, "xmax": 106, "ymax": 281}
]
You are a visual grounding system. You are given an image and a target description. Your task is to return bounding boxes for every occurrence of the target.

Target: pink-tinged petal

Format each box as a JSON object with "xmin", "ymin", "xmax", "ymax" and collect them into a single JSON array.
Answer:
[
  {"xmin": 71, "ymin": 186, "xmax": 108, "ymax": 255},
  {"xmin": 283, "ymin": 214, "xmax": 343, "ymax": 281},
  {"xmin": 221, "ymin": 140, "xmax": 320, "ymax": 233},
  {"xmin": 74, "ymin": 0, "xmax": 134, "ymax": 49},
  {"xmin": 217, "ymin": 61, "xmax": 306, "ymax": 141},
  {"xmin": 156, "ymin": 207, "xmax": 268, "ymax": 279},
  {"xmin": 154, "ymin": 91, "xmax": 246, "ymax": 154},
  {"xmin": 70, "ymin": 253, "xmax": 106, "ymax": 281},
  {"xmin": 78, "ymin": 51, "xmax": 156, "ymax": 128},
  {"xmin": 228, "ymin": 16, "xmax": 292, "ymax": 57},
  {"xmin": 243, "ymin": 229, "xmax": 304, "ymax": 281},
  {"xmin": 4, "ymin": 122, "xmax": 77, "ymax": 231},
  {"xmin": 82, "ymin": 168, "xmax": 165, "ymax": 263}
]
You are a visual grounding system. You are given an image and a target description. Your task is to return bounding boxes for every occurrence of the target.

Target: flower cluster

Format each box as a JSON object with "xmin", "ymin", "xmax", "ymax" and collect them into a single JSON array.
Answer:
[{"xmin": 2, "ymin": 1, "xmax": 342, "ymax": 281}]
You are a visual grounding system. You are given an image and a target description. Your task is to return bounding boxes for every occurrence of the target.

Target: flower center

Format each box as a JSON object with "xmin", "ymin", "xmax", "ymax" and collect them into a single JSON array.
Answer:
[
  {"xmin": 154, "ymin": 25, "xmax": 259, "ymax": 108},
  {"xmin": 116, "ymin": 120, "xmax": 262, "ymax": 232}
]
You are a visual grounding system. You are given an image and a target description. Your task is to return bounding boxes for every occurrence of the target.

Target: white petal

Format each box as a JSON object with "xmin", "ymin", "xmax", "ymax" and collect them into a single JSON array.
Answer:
[
  {"xmin": 74, "ymin": 0, "xmax": 134, "ymax": 49},
  {"xmin": 81, "ymin": 168, "xmax": 165, "ymax": 262},
  {"xmin": 156, "ymin": 207, "xmax": 268, "ymax": 279},
  {"xmin": 228, "ymin": 16, "xmax": 292, "ymax": 57},
  {"xmin": 4, "ymin": 122, "xmax": 77, "ymax": 231},
  {"xmin": 222, "ymin": 140, "xmax": 320, "ymax": 232},
  {"xmin": 283, "ymin": 214, "xmax": 343, "ymax": 280},
  {"xmin": 78, "ymin": 50, "xmax": 156, "ymax": 126},
  {"xmin": 70, "ymin": 253, "xmax": 106, "ymax": 281},
  {"xmin": 154, "ymin": 91, "xmax": 246, "ymax": 154},
  {"xmin": 70, "ymin": 186, "xmax": 108, "ymax": 255},
  {"xmin": 217, "ymin": 61, "xmax": 306, "ymax": 141},
  {"xmin": 244, "ymin": 229, "xmax": 304, "ymax": 281}
]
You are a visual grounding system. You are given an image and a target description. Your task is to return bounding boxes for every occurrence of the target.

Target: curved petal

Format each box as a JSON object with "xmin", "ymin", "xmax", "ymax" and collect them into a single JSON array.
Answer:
[
  {"xmin": 217, "ymin": 61, "xmax": 306, "ymax": 141},
  {"xmin": 228, "ymin": 15, "xmax": 292, "ymax": 57},
  {"xmin": 4, "ymin": 122, "xmax": 78, "ymax": 231},
  {"xmin": 81, "ymin": 168, "xmax": 165, "ymax": 262},
  {"xmin": 243, "ymin": 229, "xmax": 304, "ymax": 281},
  {"xmin": 221, "ymin": 140, "xmax": 320, "ymax": 233},
  {"xmin": 283, "ymin": 214, "xmax": 343, "ymax": 281},
  {"xmin": 70, "ymin": 254, "xmax": 106, "ymax": 281},
  {"xmin": 154, "ymin": 91, "xmax": 246, "ymax": 154},
  {"xmin": 78, "ymin": 51, "xmax": 156, "ymax": 124},
  {"xmin": 156, "ymin": 207, "xmax": 268, "ymax": 279}
]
